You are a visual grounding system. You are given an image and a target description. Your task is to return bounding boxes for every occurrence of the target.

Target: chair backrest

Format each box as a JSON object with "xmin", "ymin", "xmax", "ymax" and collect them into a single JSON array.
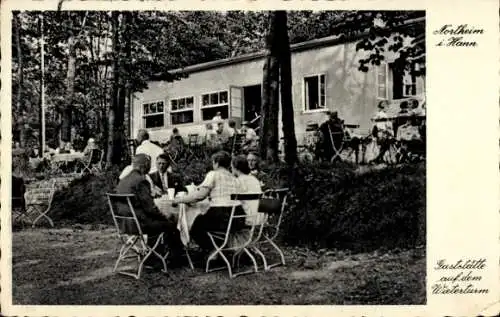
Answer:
[
  {"xmin": 89, "ymin": 149, "xmax": 103, "ymax": 165},
  {"xmin": 106, "ymin": 193, "xmax": 143, "ymax": 236},
  {"xmin": 231, "ymin": 133, "xmax": 247, "ymax": 154},
  {"xmin": 25, "ymin": 179, "xmax": 56, "ymax": 206},
  {"xmin": 262, "ymin": 188, "xmax": 289, "ymax": 231}
]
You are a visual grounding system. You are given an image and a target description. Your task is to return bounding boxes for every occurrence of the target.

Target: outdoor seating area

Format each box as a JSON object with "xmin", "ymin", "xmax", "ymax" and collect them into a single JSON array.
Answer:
[
  {"xmin": 10, "ymin": 10, "xmax": 427, "ymax": 306},
  {"xmin": 104, "ymin": 131, "xmax": 291, "ymax": 279}
]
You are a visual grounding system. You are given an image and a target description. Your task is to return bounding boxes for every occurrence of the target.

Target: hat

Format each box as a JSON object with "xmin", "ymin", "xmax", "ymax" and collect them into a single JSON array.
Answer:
[{"xmin": 88, "ymin": 138, "xmax": 95, "ymax": 143}]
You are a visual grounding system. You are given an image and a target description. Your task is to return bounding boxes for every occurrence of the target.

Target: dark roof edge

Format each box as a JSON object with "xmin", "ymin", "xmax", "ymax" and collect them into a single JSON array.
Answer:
[{"xmin": 164, "ymin": 16, "xmax": 425, "ymax": 77}]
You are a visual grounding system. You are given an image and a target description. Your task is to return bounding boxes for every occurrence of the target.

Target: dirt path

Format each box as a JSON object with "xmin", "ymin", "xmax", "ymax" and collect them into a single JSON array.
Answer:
[{"xmin": 11, "ymin": 227, "xmax": 425, "ymax": 305}]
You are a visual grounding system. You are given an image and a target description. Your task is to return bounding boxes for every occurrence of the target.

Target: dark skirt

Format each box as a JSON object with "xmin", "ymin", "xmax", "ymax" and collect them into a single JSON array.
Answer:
[{"xmin": 190, "ymin": 205, "xmax": 246, "ymax": 251}]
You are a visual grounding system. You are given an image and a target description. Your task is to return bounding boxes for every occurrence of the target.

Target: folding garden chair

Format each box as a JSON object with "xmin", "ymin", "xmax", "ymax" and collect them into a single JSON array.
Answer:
[
  {"xmin": 80, "ymin": 149, "xmax": 104, "ymax": 175},
  {"xmin": 327, "ymin": 125, "xmax": 345, "ymax": 162},
  {"xmin": 254, "ymin": 188, "xmax": 289, "ymax": 271},
  {"xmin": 106, "ymin": 193, "xmax": 169, "ymax": 279},
  {"xmin": 22, "ymin": 179, "xmax": 56, "ymax": 227},
  {"xmin": 205, "ymin": 193, "xmax": 265, "ymax": 278}
]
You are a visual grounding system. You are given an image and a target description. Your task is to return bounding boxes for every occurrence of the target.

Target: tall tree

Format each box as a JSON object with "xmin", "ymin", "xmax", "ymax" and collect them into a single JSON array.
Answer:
[
  {"xmin": 106, "ymin": 11, "xmax": 120, "ymax": 165},
  {"xmin": 276, "ymin": 11, "xmax": 297, "ymax": 165},
  {"xmin": 13, "ymin": 12, "xmax": 25, "ymax": 146},
  {"xmin": 260, "ymin": 12, "xmax": 280, "ymax": 163},
  {"xmin": 61, "ymin": 11, "xmax": 88, "ymax": 142}
]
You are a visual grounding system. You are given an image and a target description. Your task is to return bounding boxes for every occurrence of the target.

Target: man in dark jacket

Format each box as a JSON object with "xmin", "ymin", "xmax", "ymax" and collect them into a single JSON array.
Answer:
[
  {"xmin": 148, "ymin": 153, "xmax": 186, "ymax": 196},
  {"xmin": 114, "ymin": 153, "xmax": 184, "ymax": 260}
]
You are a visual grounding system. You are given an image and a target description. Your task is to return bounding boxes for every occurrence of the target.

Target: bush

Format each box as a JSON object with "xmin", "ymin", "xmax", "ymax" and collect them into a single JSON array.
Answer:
[
  {"xmin": 279, "ymin": 163, "xmax": 425, "ymax": 252},
  {"xmin": 50, "ymin": 167, "xmax": 121, "ymax": 225}
]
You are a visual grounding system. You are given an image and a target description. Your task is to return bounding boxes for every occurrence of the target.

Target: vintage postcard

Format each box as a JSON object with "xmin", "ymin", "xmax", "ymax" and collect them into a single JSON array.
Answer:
[{"xmin": 1, "ymin": 0, "xmax": 498, "ymax": 316}]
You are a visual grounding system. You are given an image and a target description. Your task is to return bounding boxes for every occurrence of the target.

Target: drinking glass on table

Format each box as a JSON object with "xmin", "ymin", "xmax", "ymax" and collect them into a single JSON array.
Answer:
[{"xmin": 167, "ymin": 188, "xmax": 176, "ymax": 200}]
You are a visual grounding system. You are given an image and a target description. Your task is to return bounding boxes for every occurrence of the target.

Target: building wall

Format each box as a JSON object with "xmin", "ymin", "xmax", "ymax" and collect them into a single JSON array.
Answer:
[{"xmin": 131, "ymin": 41, "xmax": 424, "ymax": 144}]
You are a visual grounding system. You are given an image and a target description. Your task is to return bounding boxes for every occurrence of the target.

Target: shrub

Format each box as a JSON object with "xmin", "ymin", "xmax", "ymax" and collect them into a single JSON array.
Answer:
[
  {"xmin": 50, "ymin": 167, "xmax": 121, "ymax": 225},
  {"xmin": 279, "ymin": 163, "xmax": 426, "ymax": 252}
]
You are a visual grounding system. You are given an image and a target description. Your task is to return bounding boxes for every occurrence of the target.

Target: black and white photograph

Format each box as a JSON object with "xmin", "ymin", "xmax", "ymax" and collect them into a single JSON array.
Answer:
[{"xmin": 9, "ymin": 8, "xmax": 427, "ymax": 305}]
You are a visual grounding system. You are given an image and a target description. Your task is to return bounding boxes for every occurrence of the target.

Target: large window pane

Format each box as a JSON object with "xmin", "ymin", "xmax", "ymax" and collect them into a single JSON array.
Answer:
[
  {"xmin": 144, "ymin": 114, "xmax": 164, "ymax": 128},
  {"xmin": 305, "ymin": 76, "xmax": 320, "ymax": 110},
  {"xmin": 202, "ymin": 94, "xmax": 210, "ymax": 106},
  {"xmin": 201, "ymin": 106, "xmax": 229, "ymax": 121},
  {"xmin": 210, "ymin": 93, "xmax": 219, "ymax": 105},
  {"xmin": 220, "ymin": 91, "xmax": 228, "ymax": 103},
  {"xmin": 171, "ymin": 111, "xmax": 194, "ymax": 125}
]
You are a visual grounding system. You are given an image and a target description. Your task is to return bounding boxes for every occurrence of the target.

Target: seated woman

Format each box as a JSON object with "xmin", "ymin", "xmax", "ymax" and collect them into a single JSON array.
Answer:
[
  {"xmin": 83, "ymin": 138, "xmax": 99, "ymax": 156},
  {"xmin": 172, "ymin": 151, "xmax": 246, "ymax": 251},
  {"xmin": 232, "ymin": 155, "xmax": 265, "ymax": 226}
]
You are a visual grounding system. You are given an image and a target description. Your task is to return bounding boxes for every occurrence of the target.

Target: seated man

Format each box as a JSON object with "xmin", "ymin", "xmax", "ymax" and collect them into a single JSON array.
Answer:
[
  {"xmin": 149, "ymin": 153, "xmax": 186, "ymax": 197},
  {"xmin": 114, "ymin": 153, "xmax": 184, "ymax": 263}
]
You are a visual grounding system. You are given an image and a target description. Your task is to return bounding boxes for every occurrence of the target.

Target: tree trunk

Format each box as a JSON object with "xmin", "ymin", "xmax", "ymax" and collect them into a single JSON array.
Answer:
[
  {"xmin": 14, "ymin": 12, "xmax": 26, "ymax": 146},
  {"xmin": 259, "ymin": 12, "xmax": 280, "ymax": 163},
  {"xmin": 276, "ymin": 11, "xmax": 297, "ymax": 166},
  {"xmin": 61, "ymin": 34, "xmax": 76, "ymax": 142},
  {"xmin": 106, "ymin": 11, "xmax": 120, "ymax": 166}
]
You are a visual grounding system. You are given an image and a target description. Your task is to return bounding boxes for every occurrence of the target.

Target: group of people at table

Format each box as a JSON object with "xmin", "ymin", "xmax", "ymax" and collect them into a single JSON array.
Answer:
[
  {"xmin": 313, "ymin": 98, "xmax": 425, "ymax": 163},
  {"xmin": 166, "ymin": 114, "xmax": 259, "ymax": 154},
  {"xmin": 22, "ymin": 138, "xmax": 101, "ymax": 173},
  {"xmin": 115, "ymin": 129, "xmax": 266, "ymax": 267}
]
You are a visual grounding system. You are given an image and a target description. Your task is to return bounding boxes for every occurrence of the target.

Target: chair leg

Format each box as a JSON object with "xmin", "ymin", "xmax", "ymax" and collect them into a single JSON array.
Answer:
[
  {"xmin": 251, "ymin": 246, "xmax": 268, "ymax": 270},
  {"xmin": 31, "ymin": 206, "xmax": 54, "ymax": 228},
  {"xmin": 231, "ymin": 248, "xmax": 259, "ymax": 278},
  {"xmin": 266, "ymin": 237, "xmax": 286, "ymax": 270},
  {"xmin": 205, "ymin": 233, "xmax": 233, "ymax": 277},
  {"xmin": 114, "ymin": 236, "xmax": 138, "ymax": 273},
  {"xmin": 185, "ymin": 249, "xmax": 194, "ymax": 270}
]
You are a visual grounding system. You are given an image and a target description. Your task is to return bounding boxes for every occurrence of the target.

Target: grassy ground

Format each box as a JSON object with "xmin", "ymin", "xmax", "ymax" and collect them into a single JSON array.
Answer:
[{"xmin": 12, "ymin": 226, "xmax": 426, "ymax": 305}]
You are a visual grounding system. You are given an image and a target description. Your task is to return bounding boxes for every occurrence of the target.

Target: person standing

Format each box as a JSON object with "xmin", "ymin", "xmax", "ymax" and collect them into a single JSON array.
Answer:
[
  {"xmin": 135, "ymin": 129, "xmax": 164, "ymax": 174},
  {"xmin": 372, "ymin": 100, "xmax": 394, "ymax": 164}
]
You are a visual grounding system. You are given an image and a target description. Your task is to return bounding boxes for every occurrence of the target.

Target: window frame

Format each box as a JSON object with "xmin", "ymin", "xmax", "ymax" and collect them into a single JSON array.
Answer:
[
  {"xmin": 200, "ymin": 90, "xmax": 230, "ymax": 121},
  {"xmin": 141, "ymin": 99, "xmax": 166, "ymax": 129},
  {"xmin": 303, "ymin": 73, "xmax": 327, "ymax": 113},
  {"xmin": 169, "ymin": 95, "xmax": 195, "ymax": 126}
]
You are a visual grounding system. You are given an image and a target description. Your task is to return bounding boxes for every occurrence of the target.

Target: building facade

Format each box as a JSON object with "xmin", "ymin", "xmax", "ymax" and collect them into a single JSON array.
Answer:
[{"xmin": 130, "ymin": 21, "xmax": 425, "ymax": 144}]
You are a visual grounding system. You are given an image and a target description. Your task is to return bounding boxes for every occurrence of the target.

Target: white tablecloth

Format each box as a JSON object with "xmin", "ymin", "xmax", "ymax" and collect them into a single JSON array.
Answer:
[
  {"xmin": 51, "ymin": 153, "xmax": 85, "ymax": 162},
  {"xmin": 154, "ymin": 197, "xmax": 211, "ymax": 245}
]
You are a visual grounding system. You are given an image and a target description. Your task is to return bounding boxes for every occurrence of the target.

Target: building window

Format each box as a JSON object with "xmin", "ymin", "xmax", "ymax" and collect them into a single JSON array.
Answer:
[
  {"xmin": 304, "ymin": 74, "xmax": 326, "ymax": 111},
  {"xmin": 201, "ymin": 90, "xmax": 229, "ymax": 121},
  {"xmin": 377, "ymin": 63, "xmax": 388, "ymax": 99},
  {"xmin": 142, "ymin": 101, "xmax": 164, "ymax": 128},
  {"xmin": 170, "ymin": 96, "xmax": 194, "ymax": 125}
]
